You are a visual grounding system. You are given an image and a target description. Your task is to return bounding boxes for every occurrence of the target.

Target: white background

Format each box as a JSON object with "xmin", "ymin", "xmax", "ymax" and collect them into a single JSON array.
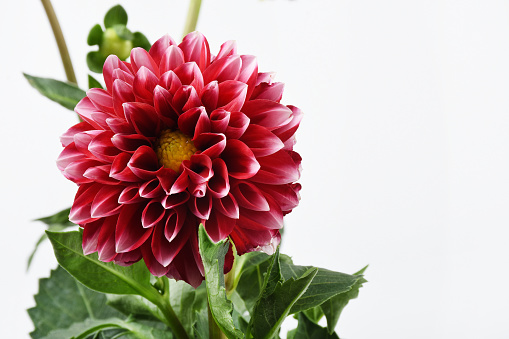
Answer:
[{"xmin": 1, "ymin": 0, "xmax": 508, "ymax": 338}]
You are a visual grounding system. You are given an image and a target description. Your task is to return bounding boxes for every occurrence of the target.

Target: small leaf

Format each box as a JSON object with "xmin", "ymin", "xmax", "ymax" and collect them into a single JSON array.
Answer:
[
  {"xmin": 87, "ymin": 51, "xmax": 106, "ymax": 73},
  {"xmin": 88, "ymin": 74, "xmax": 104, "ymax": 89},
  {"xmin": 235, "ymin": 252, "xmax": 272, "ymax": 312},
  {"xmin": 302, "ymin": 306, "xmax": 324, "ymax": 324},
  {"xmin": 27, "ymin": 233, "xmax": 48, "ymax": 271},
  {"xmin": 46, "ymin": 231, "xmax": 152, "ymax": 295},
  {"xmin": 198, "ymin": 224, "xmax": 243, "ymax": 339},
  {"xmin": 112, "ymin": 25, "xmax": 134, "ymax": 41},
  {"xmin": 132, "ymin": 32, "xmax": 151, "ymax": 51},
  {"xmin": 193, "ymin": 308, "xmax": 209, "ymax": 339},
  {"xmin": 104, "ymin": 5, "xmax": 128, "ymax": 28},
  {"xmin": 248, "ymin": 250, "xmax": 318, "ymax": 339},
  {"xmin": 28, "ymin": 266, "xmax": 123, "ymax": 339},
  {"xmin": 24, "ymin": 74, "xmax": 86, "ymax": 110},
  {"xmin": 320, "ymin": 266, "xmax": 367, "ymax": 334},
  {"xmin": 87, "ymin": 24, "xmax": 103, "ymax": 46},
  {"xmin": 36, "ymin": 207, "xmax": 74, "ymax": 228},
  {"xmin": 169, "ymin": 279, "xmax": 196, "ymax": 336},
  {"xmin": 289, "ymin": 313, "xmax": 340, "ymax": 339}
]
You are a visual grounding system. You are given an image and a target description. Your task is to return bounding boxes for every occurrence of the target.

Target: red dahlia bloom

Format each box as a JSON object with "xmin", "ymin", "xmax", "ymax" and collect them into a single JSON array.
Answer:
[{"xmin": 57, "ymin": 32, "xmax": 302, "ymax": 287}]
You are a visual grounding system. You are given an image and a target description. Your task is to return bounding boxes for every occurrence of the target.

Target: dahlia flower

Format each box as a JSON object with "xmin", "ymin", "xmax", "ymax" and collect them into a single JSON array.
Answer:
[{"xmin": 57, "ymin": 32, "xmax": 303, "ymax": 287}]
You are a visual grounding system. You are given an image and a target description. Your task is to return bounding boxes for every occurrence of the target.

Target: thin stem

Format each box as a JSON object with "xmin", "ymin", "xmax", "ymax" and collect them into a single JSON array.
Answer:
[
  {"xmin": 183, "ymin": 0, "xmax": 203, "ymax": 38},
  {"xmin": 40, "ymin": 0, "xmax": 77, "ymax": 84},
  {"xmin": 208, "ymin": 303, "xmax": 227, "ymax": 339}
]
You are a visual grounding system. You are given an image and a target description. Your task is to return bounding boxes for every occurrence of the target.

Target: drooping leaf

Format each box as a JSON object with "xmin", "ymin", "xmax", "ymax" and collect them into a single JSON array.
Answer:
[
  {"xmin": 132, "ymin": 32, "xmax": 151, "ymax": 51},
  {"xmin": 197, "ymin": 224, "xmax": 243, "ymax": 339},
  {"xmin": 46, "ymin": 231, "xmax": 152, "ymax": 296},
  {"xmin": 87, "ymin": 51, "xmax": 106, "ymax": 73},
  {"xmin": 104, "ymin": 5, "xmax": 128, "ymax": 28},
  {"xmin": 320, "ymin": 266, "xmax": 367, "ymax": 334},
  {"xmin": 28, "ymin": 207, "xmax": 76, "ymax": 270},
  {"xmin": 302, "ymin": 306, "xmax": 324, "ymax": 324},
  {"xmin": 247, "ymin": 250, "xmax": 318, "ymax": 339},
  {"xmin": 87, "ymin": 24, "xmax": 103, "ymax": 46},
  {"xmin": 288, "ymin": 313, "xmax": 340, "ymax": 339},
  {"xmin": 88, "ymin": 74, "xmax": 104, "ymax": 89},
  {"xmin": 28, "ymin": 266, "xmax": 123, "ymax": 339},
  {"xmin": 24, "ymin": 74, "xmax": 86, "ymax": 110}
]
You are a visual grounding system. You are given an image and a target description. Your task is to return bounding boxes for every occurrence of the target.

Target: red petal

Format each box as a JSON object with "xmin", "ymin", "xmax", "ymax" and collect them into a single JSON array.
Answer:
[
  {"xmin": 224, "ymin": 112, "xmax": 249, "ymax": 139},
  {"xmin": 258, "ymin": 183, "xmax": 301, "ymax": 212},
  {"xmin": 230, "ymin": 227, "xmax": 280, "ymax": 256},
  {"xmin": 213, "ymin": 193, "xmax": 239, "ymax": 219},
  {"xmin": 142, "ymin": 200, "xmax": 166, "ymax": 228},
  {"xmin": 141, "ymin": 242, "xmax": 170, "ymax": 276},
  {"xmin": 157, "ymin": 168, "xmax": 178, "ymax": 194},
  {"xmin": 153, "ymin": 85, "xmax": 178, "ymax": 128},
  {"xmin": 174, "ymin": 62, "xmax": 204, "ymax": 93},
  {"xmin": 182, "ymin": 154, "xmax": 213, "ymax": 184},
  {"xmin": 250, "ymin": 150, "xmax": 300, "ymax": 184},
  {"xmin": 209, "ymin": 109, "xmax": 230, "ymax": 134},
  {"xmin": 103, "ymin": 55, "xmax": 132, "ymax": 93},
  {"xmin": 128, "ymin": 146, "xmax": 160, "ymax": 180},
  {"xmin": 70, "ymin": 183, "xmax": 102, "ymax": 224},
  {"xmin": 110, "ymin": 152, "xmax": 140, "ymax": 182},
  {"xmin": 133, "ymin": 66, "xmax": 159, "ymax": 103},
  {"xmin": 172, "ymin": 85, "xmax": 202, "ymax": 115},
  {"xmin": 82, "ymin": 220, "xmax": 102, "ymax": 255},
  {"xmin": 111, "ymin": 133, "xmax": 151, "ymax": 153},
  {"xmin": 231, "ymin": 182, "xmax": 269, "ymax": 211},
  {"xmin": 112, "ymin": 79, "xmax": 135, "ymax": 118},
  {"xmin": 216, "ymin": 40, "xmax": 237, "ymax": 59},
  {"xmin": 152, "ymin": 214, "xmax": 192, "ymax": 267},
  {"xmin": 238, "ymin": 194, "xmax": 283, "ymax": 230},
  {"xmin": 241, "ymin": 99, "xmax": 293, "ymax": 131},
  {"xmin": 87, "ymin": 88, "xmax": 114, "ymax": 113},
  {"xmin": 139, "ymin": 178, "xmax": 164, "ymax": 199},
  {"xmin": 159, "ymin": 70, "xmax": 182, "ymax": 94},
  {"xmin": 200, "ymin": 81, "xmax": 219, "ymax": 113},
  {"xmin": 207, "ymin": 158, "xmax": 230, "ymax": 198},
  {"xmin": 130, "ymin": 47, "xmax": 160, "ymax": 77},
  {"xmin": 75, "ymin": 97, "xmax": 104, "ymax": 129},
  {"xmin": 115, "ymin": 203, "xmax": 153, "ymax": 252},
  {"xmin": 159, "ymin": 45, "xmax": 185, "ymax": 74},
  {"xmin": 88, "ymin": 131, "xmax": 121, "ymax": 162},
  {"xmin": 177, "ymin": 106, "xmax": 210, "ymax": 138},
  {"xmin": 194, "ymin": 133, "xmax": 226, "ymax": 159},
  {"xmin": 57, "ymin": 143, "xmax": 83, "ymax": 172},
  {"xmin": 272, "ymin": 105, "xmax": 304, "ymax": 143},
  {"xmin": 118, "ymin": 185, "xmax": 145, "ymax": 204},
  {"xmin": 217, "ymin": 80, "xmax": 247, "ymax": 112},
  {"xmin": 164, "ymin": 206, "xmax": 187, "ymax": 241},
  {"xmin": 60, "ymin": 121, "xmax": 94, "ymax": 147},
  {"xmin": 114, "ymin": 249, "xmax": 142, "ymax": 266},
  {"xmin": 64, "ymin": 159, "xmax": 102, "ymax": 184},
  {"xmin": 188, "ymin": 195, "xmax": 212, "ymax": 219},
  {"xmin": 179, "ymin": 32, "xmax": 211, "ymax": 72},
  {"xmin": 221, "ymin": 139, "xmax": 260, "ymax": 179},
  {"xmin": 97, "ymin": 215, "xmax": 119, "ymax": 261},
  {"xmin": 106, "ymin": 117, "xmax": 135, "ymax": 134},
  {"xmin": 204, "ymin": 208, "xmax": 236, "ymax": 242},
  {"xmin": 251, "ymin": 82, "xmax": 285, "ymax": 102},
  {"xmin": 170, "ymin": 171, "xmax": 189, "ymax": 194},
  {"xmin": 238, "ymin": 55, "xmax": 258, "ymax": 99},
  {"xmin": 91, "ymin": 185, "xmax": 124, "ymax": 218},
  {"xmin": 203, "ymin": 55, "xmax": 241, "ymax": 85},
  {"xmin": 123, "ymin": 102, "xmax": 160, "ymax": 138},
  {"xmin": 83, "ymin": 165, "xmax": 119, "ymax": 185},
  {"xmin": 161, "ymin": 191, "xmax": 190, "ymax": 209},
  {"xmin": 239, "ymin": 124, "xmax": 284, "ymax": 158},
  {"xmin": 149, "ymin": 34, "xmax": 177, "ymax": 65}
]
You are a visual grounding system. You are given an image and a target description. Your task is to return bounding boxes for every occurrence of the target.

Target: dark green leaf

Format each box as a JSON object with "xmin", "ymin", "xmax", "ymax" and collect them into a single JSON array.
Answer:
[
  {"xmin": 88, "ymin": 74, "xmax": 104, "ymax": 89},
  {"xmin": 87, "ymin": 24, "xmax": 103, "ymax": 46},
  {"xmin": 198, "ymin": 224, "xmax": 243, "ymax": 339},
  {"xmin": 104, "ymin": 5, "xmax": 128, "ymax": 28},
  {"xmin": 169, "ymin": 279, "xmax": 196, "ymax": 336},
  {"xmin": 320, "ymin": 266, "xmax": 367, "ymax": 334},
  {"xmin": 87, "ymin": 51, "xmax": 106, "ymax": 73},
  {"xmin": 193, "ymin": 308, "xmax": 209, "ymax": 339},
  {"xmin": 132, "ymin": 32, "xmax": 151, "ymax": 51},
  {"xmin": 289, "ymin": 313, "xmax": 340, "ymax": 339},
  {"xmin": 248, "ymin": 250, "xmax": 318, "ymax": 339},
  {"xmin": 24, "ymin": 74, "xmax": 86, "ymax": 110},
  {"xmin": 46, "ymin": 231, "xmax": 151, "ymax": 295},
  {"xmin": 235, "ymin": 252, "xmax": 272, "ymax": 312},
  {"xmin": 28, "ymin": 266, "xmax": 123, "ymax": 339}
]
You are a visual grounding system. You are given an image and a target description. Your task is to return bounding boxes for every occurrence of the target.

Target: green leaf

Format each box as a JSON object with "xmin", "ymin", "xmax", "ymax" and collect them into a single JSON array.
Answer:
[
  {"xmin": 168, "ymin": 279, "xmax": 197, "ymax": 336},
  {"xmin": 289, "ymin": 313, "xmax": 340, "ymax": 339},
  {"xmin": 106, "ymin": 294, "xmax": 165, "ymax": 323},
  {"xmin": 235, "ymin": 252, "xmax": 273, "ymax": 312},
  {"xmin": 87, "ymin": 24, "xmax": 103, "ymax": 46},
  {"xmin": 302, "ymin": 306, "xmax": 324, "ymax": 324},
  {"xmin": 28, "ymin": 208, "xmax": 76, "ymax": 271},
  {"xmin": 279, "ymin": 255, "xmax": 364, "ymax": 315},
  {"xmin": 87, "ymin": 51, "xmax": 106, "ymax": 73},
  {"xmin": 88, "ymin": 74, "xmax": 104, "ymax": 89},
  {"xmin": 46, "ymin": 231, "xmax": 152, "ymax": 295},
  {"xmin": 36, "ymin": 207, "xmax": 74, "ymax": 228},
  {"xmin": 112, "ymin": 25, "xmax": 134, "ymax": 41},
  {"xmin": 28, "ymin": 266, "xmax": 123, "ymax": 339},
  {"xmin": 248, "ymin": 250, "xmax": 318, "ymax": 339},
  {"xmin": 198, "ymin": 224, "xmax": 243, "ymax": 339},
  {"xmin": 320, "ymin": 266, "xmax": 367, "ymax": 334},
  {"xmin": 132, "ymin": 32, "xmax": 151, "ymax": 51},
  {"xmin": 24, "ymin": 74, "xmax": 86, "ymax": 110},
  {"xmin": 193, "ymin": 308, "xmax": 209, "ymax": 339},
  {"xmin": 104, "ymin": 5, "xmax": 128, "ymax": 28}
]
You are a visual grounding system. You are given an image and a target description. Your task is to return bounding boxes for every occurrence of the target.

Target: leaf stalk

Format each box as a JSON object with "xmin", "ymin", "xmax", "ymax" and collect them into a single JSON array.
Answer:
[{"xmin": 183, "ymin": 0, "xmax": 202, "ymax": 38}]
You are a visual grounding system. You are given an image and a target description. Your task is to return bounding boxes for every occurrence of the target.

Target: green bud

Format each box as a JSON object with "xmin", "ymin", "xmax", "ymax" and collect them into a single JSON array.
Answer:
[{"xmin": 99, "ymin": 27, "xmax": 133, "ymax": 60}]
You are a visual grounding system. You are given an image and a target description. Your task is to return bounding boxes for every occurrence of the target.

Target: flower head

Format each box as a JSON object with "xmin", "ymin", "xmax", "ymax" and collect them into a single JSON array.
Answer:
[{"xmin": 58, "ymin": 32, "xmax": 303, "ymax": 287}]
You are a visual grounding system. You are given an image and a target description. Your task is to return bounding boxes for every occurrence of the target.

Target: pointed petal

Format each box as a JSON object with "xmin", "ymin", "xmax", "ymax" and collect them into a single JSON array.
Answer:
[
  {"xmin": 177, "ymin": 106, "xmax": 210, "ymax": 138},
  {"xmin": 149, "ymin": 34, "xmax": 178, "ymax": 65},
  {"xmin": 207, "ymin": 158, "xmax": 229, "ymax": 198},
  {"xmin": 159, "ymin": 45, "xmax": 185, "ymax": 73},
  {"xmin": 200, "ymin": 81, "xmax": 219, "ymax": 113},
  {"xmin": 194, "ymin": 133, "xmax": 226, "ymax": 159},
  {"xmin": 241, "ymin": 99, "xmax": 293, "ymax": 131},
  {"xmin": 222, "ymin": 139, "xmax": 260, "ymax": 179},
  {"xmin": 91, "ymin": 185, "xmax": 124, "ymax": 218},
  {"xmin": 123, "ymin": 102, "xmax": 160, "ymax": 138},
  {"xmin": 142, "ymin": 200, "xmax": 166, "ymax": 228},
  {"xmin": 209, "ymin": 109, "xmax": 230, "ymax": 134},
  {"xmin": 224, "ymin": 112, "xmax": 249, "ymax": 139},
  {"xmin": 115, "ymin": 203, "xmax": 153, "ymax": 253},
  {"xmin": 188, "ymin": 195, "xmax": 212, "ymax": 219},
  {"xmin": 231, "ymin": 182, "xmax": 269, "ymax": 211},
  {"xmin": 133, "ymin": 66, "xmax": 159, "ymax": 103},
  {"xmin": 217, "ymin": 80, "xmax": 247, "ymax": 112},
  {"xmin": 130, "ymin": 47, "xmax": 160, "ymax": 77},
  {"xmin": 213, "ymin": 193, "xmax": 239, "ymax": 219},
  {"xmin": 179, "ymin": 32, "xmax": 211, "ymax": 72},
  {"xmin": 204, "ymin": 208, "xmax": 236, "ymax": 242},
  {"xmin": 250, "ymin": 150, "xmax": 300, "ymax": 184},
  {"xmin": 239, "ymin": 124, "xmax": 284, "ymax": 157},
  {"xmin": 128, "ymin": 146, "xmax": 160, "ymax": 180},
  {"xmin": 202, "ymin": 55, "xmax": 242, "ymax": 85}
]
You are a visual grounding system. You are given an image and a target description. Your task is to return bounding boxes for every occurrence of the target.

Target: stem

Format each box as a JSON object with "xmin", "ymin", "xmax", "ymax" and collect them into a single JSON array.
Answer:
[
  {"xmin": 208, "ymin": 303, "xmax": 227, "ymax": 339},
  {"xmin": 183, "ymin": 0, "xmax": 202, "ymax": 37},
  {"xmin": 40, "ymin": 0, "xmax": 77, "ymax": 84},
  {"xmin": 150, "ymin": 276, "xmax": 190, "ymax": 339}
]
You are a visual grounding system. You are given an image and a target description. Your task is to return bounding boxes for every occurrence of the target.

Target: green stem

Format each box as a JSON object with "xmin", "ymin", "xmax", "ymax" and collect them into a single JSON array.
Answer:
[
  {"xmin": 183, "ymin": 0, "xmax": 203, "ymax": 37},
  {"xmin": 208, "ymin": 303, "xmax": 227, "ymax": 339},
  {"xmin": 149, "ymin": 276, "xmax": 190, "ymax": 339},
  {"xmin": 40, "ymin": 0, "xmax": 77, "ymax": 84}
]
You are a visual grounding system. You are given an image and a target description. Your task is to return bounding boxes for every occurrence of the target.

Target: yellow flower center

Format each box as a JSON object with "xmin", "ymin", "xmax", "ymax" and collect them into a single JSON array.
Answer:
[{"xmin": 155, "ymin": 129, "xmax": 197, "ymax": 172}]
